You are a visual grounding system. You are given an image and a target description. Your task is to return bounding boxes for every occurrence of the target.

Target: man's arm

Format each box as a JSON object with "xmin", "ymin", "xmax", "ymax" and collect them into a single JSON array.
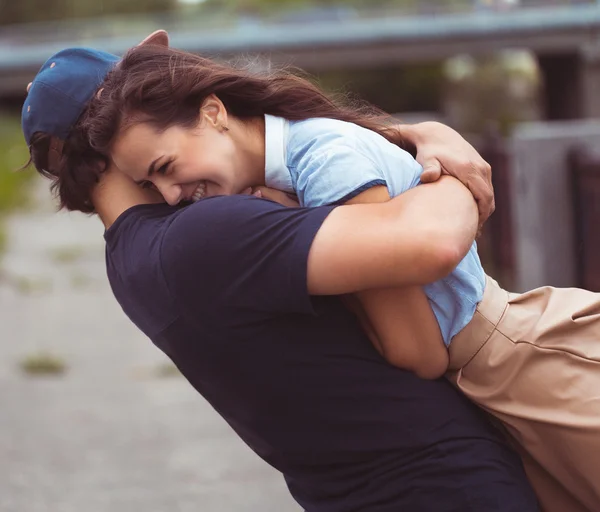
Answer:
[
  {"xmin": 161, "ymin": 177, "xmax": 475, "ymax": 322},
  {"xmin": 253, "ymin": 183, "xmax": 453, "ymax": 378},
  {"xmin": 307, "ymin": 175, "xmax": 477, "ymax": 295}
]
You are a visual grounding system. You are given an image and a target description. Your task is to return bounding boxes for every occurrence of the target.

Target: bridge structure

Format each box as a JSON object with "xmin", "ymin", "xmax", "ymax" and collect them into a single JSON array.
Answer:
[{"xmin": 2, "ymin": 2, "xmax": 600, "ymax": 119}]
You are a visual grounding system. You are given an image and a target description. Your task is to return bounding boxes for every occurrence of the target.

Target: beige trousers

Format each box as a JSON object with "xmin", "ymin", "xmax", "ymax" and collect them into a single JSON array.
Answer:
[{"xmin": 447, "ymin": 276, "xmax": 600, "ymax": 512}]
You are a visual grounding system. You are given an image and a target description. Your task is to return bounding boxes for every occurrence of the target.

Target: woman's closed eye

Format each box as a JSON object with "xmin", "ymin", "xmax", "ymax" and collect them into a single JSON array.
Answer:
[
  {"xmin": 140, "ymin": 180, "xmax": 157, "ymax": 190},
  {"xmin": 139, "ymin": 160, "xmax": 173, "ymax": 189},
  {"xmin": 157, "ymin": 160, "xmax": 172, "ymax": 175}
]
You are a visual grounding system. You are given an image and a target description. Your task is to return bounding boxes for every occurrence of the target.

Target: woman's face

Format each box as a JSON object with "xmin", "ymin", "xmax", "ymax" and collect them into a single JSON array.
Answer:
[{"xmin": 110, "ymin": 98, "xmax": 249, "ymax": 206}]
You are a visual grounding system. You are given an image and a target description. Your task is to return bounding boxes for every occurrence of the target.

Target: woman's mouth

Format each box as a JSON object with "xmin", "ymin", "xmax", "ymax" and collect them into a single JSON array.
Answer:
[{"xmin": 191, "ymin": 182, "xmax": 207, "ymax": 202}]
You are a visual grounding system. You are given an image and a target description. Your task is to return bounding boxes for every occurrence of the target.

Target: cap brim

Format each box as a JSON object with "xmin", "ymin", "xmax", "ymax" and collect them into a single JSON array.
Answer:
[{"xmin": 138, "ymin": 30, "xmax": 169, "ymax": 48}]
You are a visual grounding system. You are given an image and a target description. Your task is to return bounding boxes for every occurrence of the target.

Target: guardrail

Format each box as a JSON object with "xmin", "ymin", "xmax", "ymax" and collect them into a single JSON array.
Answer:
[
  {"xmin": 0, "ymin": 2, "xmax": 599, "ymax": 96},
  {"xmin": 0, "ymin": 1, "xmax": 594, "ymax": 48}
]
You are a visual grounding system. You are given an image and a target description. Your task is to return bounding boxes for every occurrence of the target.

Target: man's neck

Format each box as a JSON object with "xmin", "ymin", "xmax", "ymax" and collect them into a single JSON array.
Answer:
[{"xmin": 92, "ymin": 169, "xmax": 164, "ymax": 229}]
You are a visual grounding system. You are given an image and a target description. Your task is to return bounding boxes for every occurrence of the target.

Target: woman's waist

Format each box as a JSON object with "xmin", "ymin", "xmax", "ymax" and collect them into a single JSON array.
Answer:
[
  {"xmin": 424, "ymin": 255, "xmax": 486, "ymax": 345},
  {"xmin": 447, "ymin": 275, "xmax": 508, "ymax": 370}
]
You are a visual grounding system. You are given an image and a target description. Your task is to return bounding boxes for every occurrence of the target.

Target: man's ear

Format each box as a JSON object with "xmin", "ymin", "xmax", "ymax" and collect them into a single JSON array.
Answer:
[
  {"xmin": 200, "ymin": 94, "xmax": 228, "ymax": 130},
  {"xmin": 138, "ymin": 29, "xmax": 169, "ymax": 48}
]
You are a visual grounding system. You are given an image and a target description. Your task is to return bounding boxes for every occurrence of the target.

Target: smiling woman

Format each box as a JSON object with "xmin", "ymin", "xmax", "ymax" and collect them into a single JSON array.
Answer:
[{"xmin": 109, "ymin": 95, "xmax": 265, "ymax": 205}]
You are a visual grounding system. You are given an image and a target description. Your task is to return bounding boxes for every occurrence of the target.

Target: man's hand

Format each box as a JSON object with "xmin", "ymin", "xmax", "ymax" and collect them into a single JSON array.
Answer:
[{"xmin": 396, "ymin": 121, "xmax": 495, "ymax": 229}]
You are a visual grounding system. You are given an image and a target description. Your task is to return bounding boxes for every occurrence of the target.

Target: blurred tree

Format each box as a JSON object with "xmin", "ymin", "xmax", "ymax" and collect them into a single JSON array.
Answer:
[
  {"xmin": 443, "ymin": 53, "xmax": 540, "ymax": 135},
  {"xmin": 0, "ymin": 0, "xmax": 177, "ymax": 25},
  {"xmin": 317, "ymin": 63, "xmax": 444, "ymax": 115}
]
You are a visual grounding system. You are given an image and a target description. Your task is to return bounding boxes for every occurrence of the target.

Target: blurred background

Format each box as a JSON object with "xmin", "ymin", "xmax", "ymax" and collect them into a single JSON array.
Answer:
[{"xmin": 2, "ymin": 1, "xmax": 600, "ymax": 511}]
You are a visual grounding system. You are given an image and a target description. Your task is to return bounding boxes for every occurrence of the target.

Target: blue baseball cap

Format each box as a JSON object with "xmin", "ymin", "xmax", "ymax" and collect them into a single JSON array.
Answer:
[
  {"xmin": 21, "ymin": 30, "xmax": 170, "ymax": 147},
  {"xmin": 22, "ymin": 48, "xmax": 119, "ymax": 145}
]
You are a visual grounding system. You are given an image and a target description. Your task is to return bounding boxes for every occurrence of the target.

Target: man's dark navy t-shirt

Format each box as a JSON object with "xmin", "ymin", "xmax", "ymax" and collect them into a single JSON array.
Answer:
[{"xmin": 104, "ymin": 196, "xmax": 537, "ymax": 512}]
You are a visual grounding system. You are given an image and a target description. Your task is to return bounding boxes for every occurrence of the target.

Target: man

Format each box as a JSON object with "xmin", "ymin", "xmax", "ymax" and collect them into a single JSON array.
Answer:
[{"xmin": 22, "ymin": 32, "xmax": 538, "ymax": 511}]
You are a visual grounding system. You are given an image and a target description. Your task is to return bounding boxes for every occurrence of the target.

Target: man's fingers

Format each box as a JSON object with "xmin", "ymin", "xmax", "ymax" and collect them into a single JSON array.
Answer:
[
  {"xmin": 469, "ymin": 176, "xmax": 495, "ymax": 228},
  {"xmin": 481, "ymin": 160, "xmax": 493, "ymax": 186},
  {"xmin": 419, "ymin": 161, "xmax": 442, "ymax": 183},
  {"xmin": 481, "ymin": 195, "xmax": 496, "ymax": 226}
]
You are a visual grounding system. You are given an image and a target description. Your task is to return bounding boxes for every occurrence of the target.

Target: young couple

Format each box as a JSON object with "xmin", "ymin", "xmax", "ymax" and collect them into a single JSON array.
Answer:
[{"xmin": 22, "ymin": 30, "xmax": 600, "ymax": 511}]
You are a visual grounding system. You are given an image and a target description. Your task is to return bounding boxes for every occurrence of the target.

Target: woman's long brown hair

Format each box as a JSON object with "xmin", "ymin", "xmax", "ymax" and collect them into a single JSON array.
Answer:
[{"xmin": 31, "ymin": 44, "xmax": 409, "ymax": 213}]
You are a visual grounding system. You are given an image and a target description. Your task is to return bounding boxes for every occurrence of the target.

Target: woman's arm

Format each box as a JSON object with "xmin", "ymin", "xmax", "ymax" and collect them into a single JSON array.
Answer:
[{"xmin": 344, "ymin": 186, "xmax": 449, "ymax": 379}]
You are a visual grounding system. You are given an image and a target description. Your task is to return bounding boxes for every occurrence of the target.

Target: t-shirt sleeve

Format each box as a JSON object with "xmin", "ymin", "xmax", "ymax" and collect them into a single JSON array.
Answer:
[
  {"xmin": 294, "ymin": 142, "xmax": 388, "ymax": 207},
  {"xmin": 288, "ymin": 123, "xmax": 422, "ymax": 207},
  {"xmin": 160, "ymin": 195, "xmax": 335, "ymax": 318}
]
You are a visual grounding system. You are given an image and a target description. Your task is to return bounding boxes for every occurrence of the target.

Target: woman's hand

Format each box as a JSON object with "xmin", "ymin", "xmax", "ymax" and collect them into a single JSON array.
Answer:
[
  {"xmin": 250, "ymin": 186, "xmax": 300, "ymax": 208},
  {"xmin": 396, "ymin": 121, "xmax": 494, "ymax": 230}
]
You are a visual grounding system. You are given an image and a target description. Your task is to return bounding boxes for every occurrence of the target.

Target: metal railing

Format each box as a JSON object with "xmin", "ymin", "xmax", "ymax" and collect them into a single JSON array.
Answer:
[
  {"xmin": 1, "ymin": 1, "xmax": 599, "ymax": 96},
  {"xmin": 0, "ymin": 1, "xmax": 596, "ymax": 49}
]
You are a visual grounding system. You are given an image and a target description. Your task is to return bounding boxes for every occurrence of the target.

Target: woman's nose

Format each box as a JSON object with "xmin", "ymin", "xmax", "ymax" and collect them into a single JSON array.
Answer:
[{"xmin": 156, "ymin": 183, "xmax": 182, "ymax": 206}]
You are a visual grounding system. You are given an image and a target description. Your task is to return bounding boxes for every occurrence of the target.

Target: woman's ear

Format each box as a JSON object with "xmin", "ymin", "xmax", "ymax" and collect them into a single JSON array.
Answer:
[{"xmin": 200, "ymin": 94, "xmax": 228, "ymax": 131}]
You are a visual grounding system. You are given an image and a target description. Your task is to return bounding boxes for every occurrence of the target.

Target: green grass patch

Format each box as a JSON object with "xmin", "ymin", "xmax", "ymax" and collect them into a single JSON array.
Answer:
[
  {"xmin": 50, "ymin": 245, "xmax": 86, "ymax": 265},
  {"xmin": 70, "ymin": 272, "xmax": 92, "ymax": 289},
  {"xmin": 131, "ymin": 361, "xmax": 183, "ymax": 380},
  {"xmin": 153, "ymin": 361, "xmax": 182, "ymax": 378},
  {"xmin": 20, "ymin": 351, "xmax": 67, "ymax": 376},
  {"xmin": 0, "ymin": 114, "xmax": 32, "ymax": 215},
  {"xmin": 14, "ymin": 275, "xmax": 53, "ymax": 295},
  {"xmin": 0, "ymin": 114, "xmax": 33, "ymax": 258}
]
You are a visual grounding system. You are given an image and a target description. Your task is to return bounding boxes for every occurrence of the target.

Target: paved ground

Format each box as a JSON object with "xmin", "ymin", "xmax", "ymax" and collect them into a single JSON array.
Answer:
[{"xmin": 0, "ymin": 180, "xmax": 301, "ymax": 512}]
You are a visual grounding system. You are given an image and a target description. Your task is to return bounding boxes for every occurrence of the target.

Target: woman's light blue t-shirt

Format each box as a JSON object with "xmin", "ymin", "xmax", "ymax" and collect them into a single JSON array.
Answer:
[{"xmin": 264, "ymin": 115, "xmax": 486, "ymax": 345}]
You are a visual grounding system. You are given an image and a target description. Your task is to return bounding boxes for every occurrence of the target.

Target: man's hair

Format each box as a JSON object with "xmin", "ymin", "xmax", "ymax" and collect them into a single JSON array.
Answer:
[
  {"xmin": 28, "ymin": 44, "xmax": 410, "ymax": 214},
  {"xmin": 26, "ymin": 126, "xmax": 108, "ymax": 214}
]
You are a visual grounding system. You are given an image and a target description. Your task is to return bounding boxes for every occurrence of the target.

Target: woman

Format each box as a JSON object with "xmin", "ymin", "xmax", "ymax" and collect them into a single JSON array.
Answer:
[{"xmin": 25, "ymin": 41, "xmax": 598, "ymax": 511}]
